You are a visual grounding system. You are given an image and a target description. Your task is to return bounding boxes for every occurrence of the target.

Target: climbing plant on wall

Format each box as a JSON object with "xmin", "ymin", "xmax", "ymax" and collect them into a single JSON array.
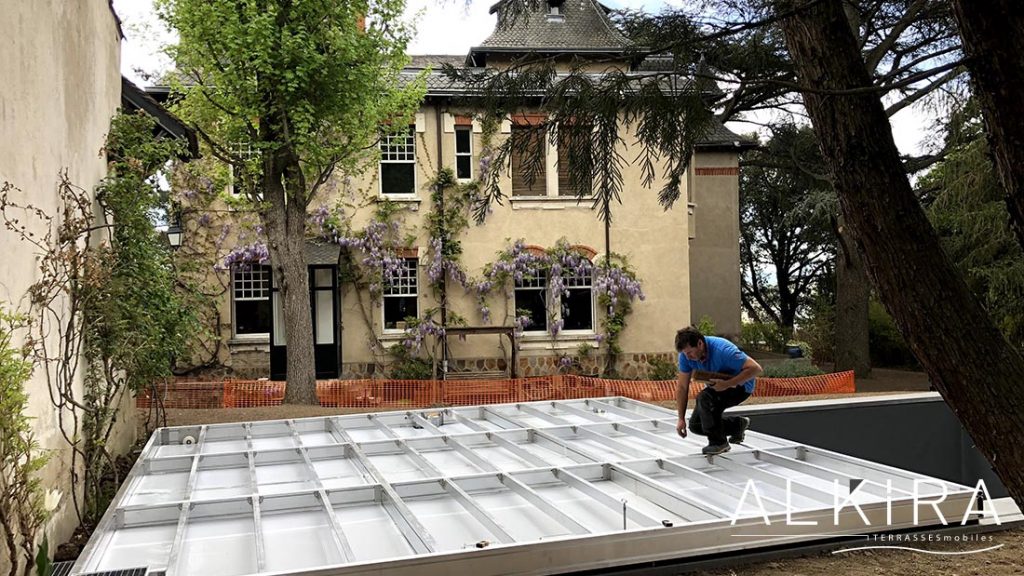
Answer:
[{"xmin": 0, "ymin": 111, "xmax": 202, "ymax": 523}]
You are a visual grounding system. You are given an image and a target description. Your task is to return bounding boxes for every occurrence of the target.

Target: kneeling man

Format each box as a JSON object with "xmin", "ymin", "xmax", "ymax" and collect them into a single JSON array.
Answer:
[{"xmin": 675, "ymin": 326, "xmax": 762, "ymax": 455}]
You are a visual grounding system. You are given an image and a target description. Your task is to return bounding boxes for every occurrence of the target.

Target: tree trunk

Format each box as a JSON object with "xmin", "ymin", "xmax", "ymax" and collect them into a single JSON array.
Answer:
[
  {"xmin": 834, "ymin": 221, "xmax": 871, "ymax": 378},
  {"xmin": 950, "ymin": 1, "xmax": 1024, "ymax": 250},
  {"xmin": 262, "ymin": 142, "xmax": 318, "ymax": 404},
  {"xmin": 778, "ymin": 0, "xmax": 1024, "ymax": 506}
]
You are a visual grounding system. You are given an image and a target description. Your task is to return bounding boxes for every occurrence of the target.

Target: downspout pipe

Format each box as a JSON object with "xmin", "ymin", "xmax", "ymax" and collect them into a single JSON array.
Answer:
[{"xmin": 435, "ymin": 102, "xmax": 448, "ymax": 379}]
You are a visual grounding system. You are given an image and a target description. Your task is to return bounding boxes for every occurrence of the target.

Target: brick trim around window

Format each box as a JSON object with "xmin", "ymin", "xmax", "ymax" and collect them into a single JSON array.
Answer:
[{"xmin": 694, "ymin": 167, "xmax": 740, "ymax": 176}]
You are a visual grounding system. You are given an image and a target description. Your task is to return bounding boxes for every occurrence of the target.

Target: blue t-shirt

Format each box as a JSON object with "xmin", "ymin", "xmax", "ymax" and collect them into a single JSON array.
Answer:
[{"xmin": 678, "ymin": 336, "xmax": 756, "ymax": 393}]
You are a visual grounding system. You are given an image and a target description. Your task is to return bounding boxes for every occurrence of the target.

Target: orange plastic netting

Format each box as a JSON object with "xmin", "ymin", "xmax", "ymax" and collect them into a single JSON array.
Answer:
[{"xmin": 136, "ymin": 371, "xmax": 854, "ymax": 409}]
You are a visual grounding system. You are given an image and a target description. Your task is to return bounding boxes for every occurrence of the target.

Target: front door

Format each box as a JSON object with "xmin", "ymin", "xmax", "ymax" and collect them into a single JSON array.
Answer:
[{"xmin": 269, "ymin": 266, "xmax": 340, "ymax": 380}]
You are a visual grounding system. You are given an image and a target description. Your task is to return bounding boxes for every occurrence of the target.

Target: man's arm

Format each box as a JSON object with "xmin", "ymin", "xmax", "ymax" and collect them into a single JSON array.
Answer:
[
  {"xmin": 711, "ymin": 357, "xmax": 763, "ymax": 391},
  {"xmin": 676, "ymin": 371, "xmax": 692, "ymax": 437}
]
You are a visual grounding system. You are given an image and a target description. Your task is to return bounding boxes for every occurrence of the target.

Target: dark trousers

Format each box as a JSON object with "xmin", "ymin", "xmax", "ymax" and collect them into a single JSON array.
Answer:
[{"xmin": 688, "ymin": 386, "xmax": 751, "ymax": 444}]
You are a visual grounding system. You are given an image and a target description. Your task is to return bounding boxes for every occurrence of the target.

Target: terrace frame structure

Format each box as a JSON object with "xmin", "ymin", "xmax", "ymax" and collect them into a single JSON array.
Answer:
[{"xmin": 73, "ymin": 398, "xmax": 981, "ymax": 576}]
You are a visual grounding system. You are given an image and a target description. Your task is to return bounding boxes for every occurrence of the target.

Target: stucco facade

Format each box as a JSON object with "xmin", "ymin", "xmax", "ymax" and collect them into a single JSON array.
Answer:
[
  {"xmin": 0, "ymin": 1, "xmax": 130, "ymax": 572},
  {"xmin": 192, "ymin": 111, "xmax": 743, "ymax": 380},
  {"xmin": 688, "ymin": 151, "xmax": 744, "ymax": 338},
  {"xmin": 173, "ymin": 0, "xmax": 747, "ymax": 381}
]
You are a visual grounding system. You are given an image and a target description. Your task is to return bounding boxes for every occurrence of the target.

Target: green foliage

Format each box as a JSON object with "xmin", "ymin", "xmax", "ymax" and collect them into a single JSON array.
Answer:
[
  {"xmin": 798, "ymin": 286, "xmax": 835, "ymax": 364},
  {"xmin": 740, "ymin": 321, "xmax": 787, "ymax": 352},
  {"xmin": 387, "ymin": 344, "xmax": 434, "ymax": 380},
  {"xmin": 1, "ymin": 111, "xmax": 203, "ymax": 524},
  {"xmin": 157, "ymin": 0, "xmax": 425, "ymax": 200},
  {"xmin": 920, "ymin": 100, "xmax": 1024, "ymax": 351},
  {"xmin": 0, "ymin": 308, "xmax": 50, "ymax": 576},
  {"xmin": 760, "ymin": 359, "xmax": 825, "ymax": 378},
  {"xmin": 784, "ymin": 340, "xmax": 813, "ymax": 361},
  {"xmin": 740, "ymin": 124, "xmax": 835, "ymax": 330},
  {"xmin": 424, "ymin": 168, "xmax": 477, "ymax": 293},
  {"xmin": 91, "ymin": 111, "xmax": 200, "ymax": 392},
  {"xmin": 696, "ymin": 315, "xmax": 716, "ymax": 336},
  {"xmin": 35, "ymin": 535, "xmax": 53, "ymax": 576},
  {"xmin": 868, "ymin": 300, "xmax": 918, "ymax": 368},
  {"xmin": 646, "ymin": 356, "xmax": 678, "ymax": 381}
]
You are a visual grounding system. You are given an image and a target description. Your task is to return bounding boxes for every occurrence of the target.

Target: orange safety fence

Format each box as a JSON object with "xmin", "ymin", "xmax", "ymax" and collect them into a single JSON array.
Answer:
[
  {"xmin": 136, "ymin": 371, "xmax": 855, "ymax": 409},
  {"xmin": 223, "ymin": 380, "xmax": 287, "ymax": 407}
]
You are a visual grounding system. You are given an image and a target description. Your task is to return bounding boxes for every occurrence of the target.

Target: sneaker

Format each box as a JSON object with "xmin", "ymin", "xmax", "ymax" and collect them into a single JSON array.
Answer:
[
  {"xmin": 702, "ymin": 442, "xmax": 731, "ymax": 456},
  {"xmin": 729, "ymin": 417, "xmax": 751, "ymax": 444}
]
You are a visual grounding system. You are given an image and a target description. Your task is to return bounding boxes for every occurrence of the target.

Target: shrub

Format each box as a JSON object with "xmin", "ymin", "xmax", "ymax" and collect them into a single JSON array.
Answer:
[
  {"xmin": 647, "ymin": 357, "xmax": 678, "ymax": 381},
  {"xmin": 696, "ymin": 315, "xmax": 716, "ymax": 336},
  {"xmin": 784, "ymin": 340, "xmax": 814, "ymax": 360},
  {"xmin": 1, "ymin": 308, "xmax": 50, "ymax": 575},
  {"xmin": 799, "ymin": 293, "xmax": 835, "ymax": 364},
  {"xmin": 387, "ymin": 344, "xmax": 434, "ymax": 380},
  {"xmin": 740, "ymin": 321, "xmax": 788, "ymax": 352},
  {"xmin": 761, "ymin": 358, "xmax": 825, "ymax": 378}
]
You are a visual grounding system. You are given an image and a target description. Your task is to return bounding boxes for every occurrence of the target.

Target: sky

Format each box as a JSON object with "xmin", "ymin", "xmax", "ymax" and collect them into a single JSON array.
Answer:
[{"xmin": 111, "ymin": 0, "xmax": 931, "ymax": 154}]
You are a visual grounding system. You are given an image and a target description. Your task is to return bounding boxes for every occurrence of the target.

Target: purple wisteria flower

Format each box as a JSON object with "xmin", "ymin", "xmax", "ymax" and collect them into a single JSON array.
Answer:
[
  {"xmin": 218, "ymin": 242, "xmax": 269, "ymax": 270},
  {"xmin": 401, "ymin": 317, "xmax": 446, "ymax": 354},
  {"xmin": 309, "ymin": 205, "xmax": 330, "ymax": 234}
]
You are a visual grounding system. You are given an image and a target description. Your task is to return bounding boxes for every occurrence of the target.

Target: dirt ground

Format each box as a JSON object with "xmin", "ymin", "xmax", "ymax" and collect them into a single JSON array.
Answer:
[{"xmin": 137, "ymin": 368, "xmax": 1021, "ymax": 576}]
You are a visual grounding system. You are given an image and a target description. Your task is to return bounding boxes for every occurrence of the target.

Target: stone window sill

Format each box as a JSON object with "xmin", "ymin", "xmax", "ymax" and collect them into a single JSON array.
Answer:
[
  {"xmin": 228, "ymin": 337, "xmax": 270, "ymax": 352},
  {"xmin": 510, "ymin": 196, "xmax": 595, "ymax": 210},
  {"xmin": 518, "ymin": 333, "xmax": 599, "ymax": 352},
  {"xmin": 377, "ymin": 196, "xmax": 422, "ymax": 208}
]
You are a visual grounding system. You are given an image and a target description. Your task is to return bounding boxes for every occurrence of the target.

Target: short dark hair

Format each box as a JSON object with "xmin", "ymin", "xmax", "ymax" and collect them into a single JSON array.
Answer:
[{"xmin": 675, "ymin": 326, "xmax": 704, "ymax": 352}]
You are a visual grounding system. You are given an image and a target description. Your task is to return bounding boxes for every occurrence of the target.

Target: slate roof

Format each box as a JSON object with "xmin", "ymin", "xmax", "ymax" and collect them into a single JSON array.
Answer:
[
  {"xmin": 306, "ymin": 241, "xmax": 340, "ymax": 265},
  {"xmin": 475, "ymin": 0, "xmax": 632, "ymax": 53},
  {"xmin": 696, "ymin": 120, "xmax": 758, "ymax": 150},
  {"xmin": 406, "ymin": 55, "xmax": 468, "ymax": 69}
]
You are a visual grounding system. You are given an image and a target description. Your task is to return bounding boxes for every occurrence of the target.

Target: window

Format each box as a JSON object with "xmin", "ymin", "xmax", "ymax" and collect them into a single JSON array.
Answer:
[
  {"xmin": 511, "ymin": 123, "xmax": 547, "ymax": 196},
  {"xmin": 514, "ymin": 260, "xmax": 595, "ymax": 335},
  {"xmin": 380, "ymin": 126, "xmax": 416, "ymax": 196},
  {"xmin": 455, "ymin": 126, "xmax": 473, "ymax": 180},
  {"xmin": 557, "ymin": 124, "xmax": 593, "ymax": 197},
  {"xmin": 233, "ymin": 265, "xmax": 272, "ymax": 337},
  {"xmin": 514, "ymin": 270, "xmax": 549, "ymax": 333},
  {"xmin": 383, "ymin": 258, "xmax": 418, "ymax": 330},
  {"xmin": 230, "ymin": 141, "xmax": 261, "ymax": 199},
  {"xmin": 560, "ymin": 265, "xmax": 594, "ymax": 331}
]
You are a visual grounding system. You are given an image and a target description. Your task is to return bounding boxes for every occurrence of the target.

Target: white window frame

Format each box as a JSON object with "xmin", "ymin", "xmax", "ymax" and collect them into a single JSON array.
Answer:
[
  {"xmin": 454, "ymin": 125, "xmax": 473, "ymax": 181},
  {"xmin": 232, "ymin": 264, "xmax": 272, "ymax": 339},
  {"xmin": 229, "ymin": 141, "xmax": 262, "ymax": 200},
  {"xmin": 558, "ymin": 265, "xmax": 596, "ymax": 334},
  {"xmin": 379, "ymin": 126, "xmax": 417, "ymax": 198},
  {"xmin": 514, "ymin": 270, "xmax": 550, "ymax": 335},
  {"xmin": 382, "ymin": 258, "xmax": 419, "ymax": 332},
  {"xmin": 514, "ymin": 264, "xmax": 597, "ymax": 337}
]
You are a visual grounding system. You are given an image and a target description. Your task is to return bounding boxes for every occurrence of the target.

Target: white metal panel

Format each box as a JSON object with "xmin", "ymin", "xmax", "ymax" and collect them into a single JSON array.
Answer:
[{"xmin": 72, "ymin": 397, "xmax": 981, "ymax": 576}]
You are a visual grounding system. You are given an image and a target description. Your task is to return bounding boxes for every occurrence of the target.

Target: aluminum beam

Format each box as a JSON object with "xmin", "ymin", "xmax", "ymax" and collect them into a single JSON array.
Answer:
[
  {"xmin": 286, "ymin": 421, "xmax": 355, "ymax": 563},
  {"xmin": 441, "ymin": 480, "xmax": 516, "ymax": 544},
  {"xmin": 327, "ymin": 418, "xmax": 437, "ymax": 554},
  {"xmin": 551, "ymin": 468, "xmax": 662, "ymax": 528},
  {"xmin": 497, "ymin": 473, "xmax": 591, "ymax": 535}
]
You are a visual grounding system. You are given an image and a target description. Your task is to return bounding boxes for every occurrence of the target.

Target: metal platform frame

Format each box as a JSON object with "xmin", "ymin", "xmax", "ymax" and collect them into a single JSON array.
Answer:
[{"xmin": 72, "ymin": 397, "xmax": 981, "ymax": 576}]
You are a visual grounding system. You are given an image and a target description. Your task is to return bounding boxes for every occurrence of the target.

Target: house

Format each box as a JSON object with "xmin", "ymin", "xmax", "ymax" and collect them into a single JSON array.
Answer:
[
  {"xmin": 0, "ymin": 1, "xmax": 125, "ymax": 572},
  {"xmin": 174, "ymin": 0, "xmax": 752, "ymax": 381}
]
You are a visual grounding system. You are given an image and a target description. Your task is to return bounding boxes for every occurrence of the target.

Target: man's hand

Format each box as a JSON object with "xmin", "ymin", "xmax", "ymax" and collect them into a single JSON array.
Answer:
[
  {"xmin": 676, "ymin": 417, "xmax": 687, "ymax": 437},
  {"xmin": 710, "ymin": 379, "xmax": 732, "ymax": 392}
]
